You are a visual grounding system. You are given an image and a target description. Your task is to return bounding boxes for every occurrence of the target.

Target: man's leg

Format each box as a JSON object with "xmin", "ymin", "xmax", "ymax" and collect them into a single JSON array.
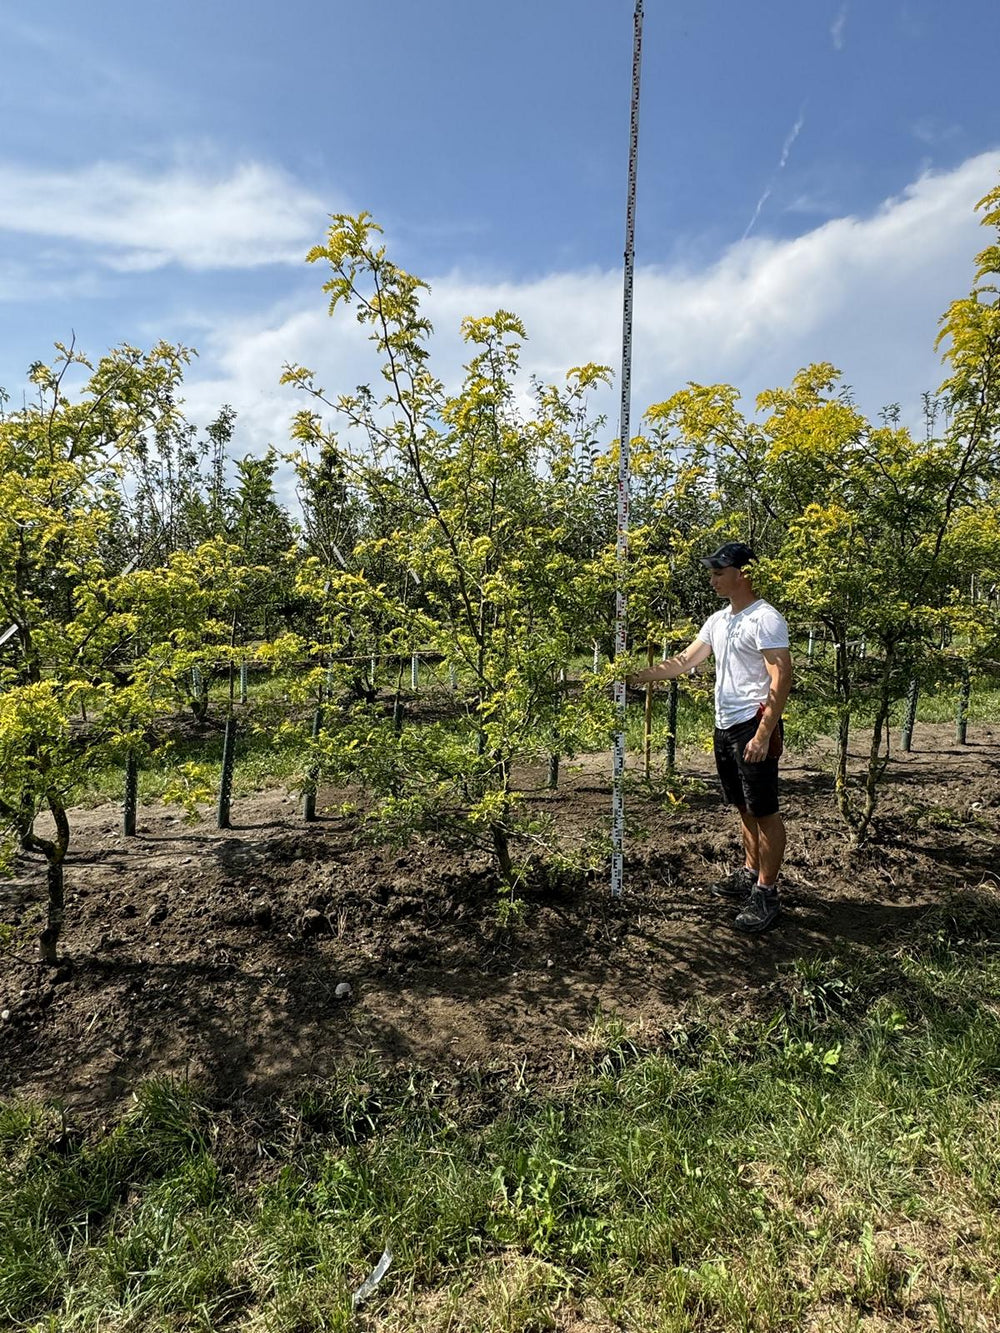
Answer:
[
  {"xmin": 755, "ymin": 811, "xmax": 785, "ymax": 887},
  {"xmin": 738, "ymin": 806, "xmax": 760, "ymax": 874},
  {"xmin": 733, "ymin": 751, "xmax": 783, "ymax": 932},
  {"xmin": 711, "ymin": 726, "xmax": 759, "ymax": 898}
]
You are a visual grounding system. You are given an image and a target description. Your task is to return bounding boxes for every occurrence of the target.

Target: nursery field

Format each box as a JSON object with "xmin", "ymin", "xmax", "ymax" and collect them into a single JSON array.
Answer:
[{"xmin": 2, "ymin": 719, "xmax": 997, "ymax": 1113}]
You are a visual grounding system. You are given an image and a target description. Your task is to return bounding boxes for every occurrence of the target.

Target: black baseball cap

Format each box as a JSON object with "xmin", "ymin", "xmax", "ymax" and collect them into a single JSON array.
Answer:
[{"xmin": 700, "ymin": 542, "xmax": 755, "ymax": 570}]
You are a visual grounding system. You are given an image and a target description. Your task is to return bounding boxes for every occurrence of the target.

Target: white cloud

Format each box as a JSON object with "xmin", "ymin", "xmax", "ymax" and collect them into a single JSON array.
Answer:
[
  {"xmin": 181, "ymin": 151, "xmax": 1000, "ymax": 473},
  {"xmin": 0, "ymin": 258, "xmax": 103, "ymax": 304},
  {"xmin": 0, "ymin": 159, "xmax": 332, "ymax": 271}
]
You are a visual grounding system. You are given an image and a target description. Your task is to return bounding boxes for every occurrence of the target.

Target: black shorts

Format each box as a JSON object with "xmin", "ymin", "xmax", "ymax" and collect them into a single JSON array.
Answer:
[{"xmin": 713, "ymin": 715, "xmax": 782, "ymax": 818}]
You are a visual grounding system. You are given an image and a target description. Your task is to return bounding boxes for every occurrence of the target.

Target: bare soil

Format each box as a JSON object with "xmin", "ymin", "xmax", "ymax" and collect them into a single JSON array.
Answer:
[{"xmin": 1, "ymin": 721, "xmax": 998, "ymax": 1117}]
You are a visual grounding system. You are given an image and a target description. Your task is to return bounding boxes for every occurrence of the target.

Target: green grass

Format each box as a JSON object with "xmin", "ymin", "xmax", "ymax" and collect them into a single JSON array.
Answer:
[
  {"xmin": 3, "ymin": 895, "xmax": 1000, "ymax": 1331},
  {"xmin": 70, "ymin": 720, "xmax": 312, "ymax": 808},
  {"xmin": 914, "ymin": 683, "xmax": 1000, "ymax": 726}
]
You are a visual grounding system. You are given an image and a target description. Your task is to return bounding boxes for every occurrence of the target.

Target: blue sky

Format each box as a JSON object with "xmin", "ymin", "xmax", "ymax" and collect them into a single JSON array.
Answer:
[{"xmin": 2, "ymin": 0, "xmax": 999, "ymax": 461}]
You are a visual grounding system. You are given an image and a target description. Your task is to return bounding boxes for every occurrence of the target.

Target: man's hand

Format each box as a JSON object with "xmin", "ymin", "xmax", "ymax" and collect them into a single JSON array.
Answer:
[{"xmin": 743, "ymin": 730, "xmax": 770, "ymax": 763}]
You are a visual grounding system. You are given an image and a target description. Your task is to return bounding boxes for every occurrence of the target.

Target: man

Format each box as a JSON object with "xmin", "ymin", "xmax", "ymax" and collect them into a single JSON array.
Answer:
[{"xmin": 631, "ymin": 542, "xmax": 793, "ymax": 932}]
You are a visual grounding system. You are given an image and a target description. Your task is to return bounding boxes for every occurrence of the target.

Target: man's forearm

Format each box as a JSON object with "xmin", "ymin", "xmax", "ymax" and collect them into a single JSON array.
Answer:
[
  {"xmin": 755, "ymin": 677, "xmax": 792, "ymax": 737},
  {"xmin": 631, "ymin": 655, "xmax": 691, "ymax": 685}
]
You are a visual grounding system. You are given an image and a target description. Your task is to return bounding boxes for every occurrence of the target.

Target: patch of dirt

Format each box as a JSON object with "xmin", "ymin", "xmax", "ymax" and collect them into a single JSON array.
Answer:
[{"xmin": 1, "ymin": 722, "xmax": 998, "ymax": 1116}]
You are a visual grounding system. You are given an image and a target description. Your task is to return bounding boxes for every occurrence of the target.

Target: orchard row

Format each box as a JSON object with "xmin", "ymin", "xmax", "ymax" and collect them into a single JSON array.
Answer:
[{"xmin": 2, "ymin": 188, "xmax": 998, "ymax": 958}]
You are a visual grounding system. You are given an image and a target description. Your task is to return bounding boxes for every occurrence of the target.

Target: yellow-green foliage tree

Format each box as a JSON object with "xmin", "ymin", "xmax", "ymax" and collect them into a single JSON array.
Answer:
[
  {"xmin": 283, "ymin": 215, "xmax": 613, "ymax": 892},
  {"xmin": 0, "ymin": 342, "xmax": 290, "ymax": 959},
  {"xmin": 0, "ymin": 341, "xmax": 193, "ymax": 957}
]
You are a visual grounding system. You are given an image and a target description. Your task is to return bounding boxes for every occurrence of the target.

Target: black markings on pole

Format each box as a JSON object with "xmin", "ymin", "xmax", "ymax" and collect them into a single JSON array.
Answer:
[{"xmin": 217, "ymin": 715, "xmax": 237, "ymax": 829}]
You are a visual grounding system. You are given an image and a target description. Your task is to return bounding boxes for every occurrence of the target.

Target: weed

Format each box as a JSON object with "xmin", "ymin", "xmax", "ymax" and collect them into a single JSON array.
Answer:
[
  {"xmin": 787, "ymin": 955, "xmax": 860, "ymax": 1024},
  {"xmin": 0, "ymin": 922, "xmax": 23, "ymax": 954}
]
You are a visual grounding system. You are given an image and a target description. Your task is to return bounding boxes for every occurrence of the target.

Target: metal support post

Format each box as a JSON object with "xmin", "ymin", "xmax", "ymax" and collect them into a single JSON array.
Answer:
[{"xmin": 900, "ymin": 678, "xmax": 919, "ymax": 752}]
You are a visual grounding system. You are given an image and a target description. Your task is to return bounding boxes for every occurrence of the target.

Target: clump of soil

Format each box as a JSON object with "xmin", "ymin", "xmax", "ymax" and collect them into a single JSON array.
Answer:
[{"xmin": 1, "ymin": 722, "xmax": 997, "ymax": 1116}]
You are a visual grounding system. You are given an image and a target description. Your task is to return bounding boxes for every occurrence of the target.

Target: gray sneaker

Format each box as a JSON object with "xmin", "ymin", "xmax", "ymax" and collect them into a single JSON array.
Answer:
[
  {"xmin": 734, "ymin": 886, "xmax": 780, "ymax": 933},
  {"xmin": 710, "ymin": 866, "xmax": 757, "ymax": 900}
]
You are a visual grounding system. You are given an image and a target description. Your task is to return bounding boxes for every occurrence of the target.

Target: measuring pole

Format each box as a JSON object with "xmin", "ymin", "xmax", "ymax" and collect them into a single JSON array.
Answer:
[{"xmin": 611, "ymin": 0, "xmax": 644, "ymax": 898}]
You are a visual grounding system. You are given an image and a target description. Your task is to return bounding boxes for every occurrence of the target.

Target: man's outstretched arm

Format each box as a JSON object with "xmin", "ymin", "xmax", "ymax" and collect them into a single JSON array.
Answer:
[{"xmin": 629, "ymin": 637, "xmax": 712, "ymax": 685}]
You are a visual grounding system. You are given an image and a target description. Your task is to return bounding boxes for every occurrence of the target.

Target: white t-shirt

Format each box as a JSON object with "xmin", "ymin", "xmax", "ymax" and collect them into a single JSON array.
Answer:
[{"xmin": 696, "ymin": 599, "xmax": 790, "ymax": 729}]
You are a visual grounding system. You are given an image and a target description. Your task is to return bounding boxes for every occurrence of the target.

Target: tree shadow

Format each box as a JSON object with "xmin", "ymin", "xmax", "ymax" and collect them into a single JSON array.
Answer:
[{"xmin": 0, "ymin": 864, "xmax": 976, "ymax": 1115}]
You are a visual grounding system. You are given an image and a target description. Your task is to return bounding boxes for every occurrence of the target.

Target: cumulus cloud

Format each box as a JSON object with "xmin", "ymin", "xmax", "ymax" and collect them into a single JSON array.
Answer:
[
  {"xmin": 0, "ymin": 159, "xmax": 331, "ymax": 271},
  {"xmin": 182, "ymin": 150, "xmax": 1000, "ymax": 470}
]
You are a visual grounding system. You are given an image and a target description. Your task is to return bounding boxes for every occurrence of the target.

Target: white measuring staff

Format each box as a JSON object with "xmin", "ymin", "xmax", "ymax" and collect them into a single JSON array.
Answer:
[{"xmin": 611, "ymin": 0, "xmax": 644, "ymax": 898}]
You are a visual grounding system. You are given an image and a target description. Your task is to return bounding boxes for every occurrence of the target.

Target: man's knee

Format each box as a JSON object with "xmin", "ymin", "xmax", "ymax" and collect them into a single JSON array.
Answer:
[{"xmin": 755, "ymin": 811, "xmax": 784, "ymax": 833}]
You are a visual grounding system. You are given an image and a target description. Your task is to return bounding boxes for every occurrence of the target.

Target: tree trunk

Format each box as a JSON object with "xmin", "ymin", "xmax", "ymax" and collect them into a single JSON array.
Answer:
[
  {"xmin": 123, "ymin": 752, "xmax": 139, "ymax": 837},
  {"xmin": 855, "ymin": 689, "xmax": 892, "ymax": 846},
  {"xmin": 38, "ymin": 796, "xmax": 70, "ymax": 964},
  {"xmin": 303, "ymin": 701, "xmax": 324, "ymax": 821},
  {"xmin": 38, "ymin": 861, "xmax": 64, "ymax": 964},
  {"xmin": 643, "ymin": 641, "xmax": 654, "ymax": 779},
  {"xmin": 490, "ymin": 822, "xmax": 514, "ymax": 888},
  {"xmin": 392, "ymin": 659, "xmax": 405, "ymax": 735},
  {"xmin": 833, "ymin": 636, "xmax": 856, "ymax": 832},
  {"xmin": 17, "ymin": 791, "xmax": 35, "ymax": 851},
  {"xmin": 956, "ymin": 665, "xmax": 971, "ymax": 744},
  {"xmin": 547, "ymin": 667, "xmax": 566, "ymax": 790},
  {"xmin": 835, "ymin": 708, "xmax": 855, "ymax": 831}
]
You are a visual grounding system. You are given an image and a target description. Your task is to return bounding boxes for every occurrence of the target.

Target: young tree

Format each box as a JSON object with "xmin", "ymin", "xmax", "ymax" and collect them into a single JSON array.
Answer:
[
  {"xmin": 283, "ymin": 215, "xmax": 611, "ymax": 891},
  {"xmin": 0, "ymin": 341, "xmax": 192, "ymax": 958}
]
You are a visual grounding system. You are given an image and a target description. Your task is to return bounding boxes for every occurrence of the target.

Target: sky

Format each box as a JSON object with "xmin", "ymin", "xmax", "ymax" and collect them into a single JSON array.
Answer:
[{"xmin": 2, "ymin": 0, "xmax": 1000, "ymax": 477}]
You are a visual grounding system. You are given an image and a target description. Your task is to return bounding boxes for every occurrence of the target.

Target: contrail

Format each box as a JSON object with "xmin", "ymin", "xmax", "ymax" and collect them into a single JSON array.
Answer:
[
  {"xmin": 741, "ymin": 109, "xmax": 806, "ymax": 241},
  {"xmin": 778, "ymin": 111, "xmax": 805, "ymax": 169},
  {"xmin": 831, "ymin": 2, "xmax": 849, "ymax": 51}
]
